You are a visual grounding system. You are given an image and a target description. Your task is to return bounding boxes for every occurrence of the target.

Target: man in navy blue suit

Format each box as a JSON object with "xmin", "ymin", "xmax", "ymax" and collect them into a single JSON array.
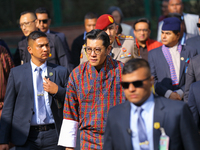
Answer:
[
  {"xmin": 148, "ymin": 17, "xmax": 196, "ymax": 100},
  {"xmin": 103, "ymin": 58, "xmax": 200, "ymax": 150},
  {"xmin": 0, "ymin": 31, "xmax": 69, "ymax": 150}
]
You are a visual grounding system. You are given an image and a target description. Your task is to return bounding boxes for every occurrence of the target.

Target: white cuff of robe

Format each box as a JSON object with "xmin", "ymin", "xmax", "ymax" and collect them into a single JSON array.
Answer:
[
  {"xmin": 58, "ymin": 119, "xmax": 78, "ymax": 148},
  {"xmin": 164, "ymin": 90, "xmax": 173, "ymax": 98},
  {"xmin": 176, "ymin": 89, "xmax": 184, "ymax": 99}
]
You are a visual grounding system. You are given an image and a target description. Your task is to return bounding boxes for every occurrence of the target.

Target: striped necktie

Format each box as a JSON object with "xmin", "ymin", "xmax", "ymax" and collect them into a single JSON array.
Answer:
[{"xmin": 137, "ymin": 107, "xmax": 149, "ymax": 150}]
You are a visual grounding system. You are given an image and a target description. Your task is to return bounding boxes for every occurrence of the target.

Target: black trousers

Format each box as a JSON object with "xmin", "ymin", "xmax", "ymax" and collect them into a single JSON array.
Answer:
[{"xmin": 16, "ymin": 128, "xmax": 64, "ymax": 150}]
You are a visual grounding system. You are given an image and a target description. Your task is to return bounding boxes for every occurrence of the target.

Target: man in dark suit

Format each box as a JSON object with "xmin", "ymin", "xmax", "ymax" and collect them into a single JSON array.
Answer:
[
  {"xmin": 0, "ymin": 31, "xmax": 69, "ymax": 150},
  {"xmin": 188, "ymin": 80, "xmax": 200, "ymax": 130},
  {"xmin": 184, "ymin": 54, "xmax": 200, "ymax": 102},
  {"xmin": 103, "ymin": 58, "xmax": 200, "ymax": 150},
  {"xmin": 14, "ymin": 11, "xmax": 72, "ymax": 73},
  {"xmin": 71, "ymin": 12, "xmax": 97, "ymax": 67},
  {"xmin": 35, "ymin": 7, "xmax": 74, "ymax": 70},
  {"xmin": 148, "ymin": 17, "xmax": 196, "ymax": 100}
]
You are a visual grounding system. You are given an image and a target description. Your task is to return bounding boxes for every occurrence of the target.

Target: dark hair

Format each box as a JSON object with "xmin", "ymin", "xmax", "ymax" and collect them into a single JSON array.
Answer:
[
  {"xmin": 35, "ymin": 7, "xmax": 51, "ymax": 18},
  {"xmin": 20, "ymin": 11, "xmax": 36, "ymax": 19},
  {"xmin": 172, "ymin": 30, "xmax": 180, "ymax": 35},
  {"xmin": 84, "ymin": 12, "xmax": 98, "ymax": 20},
  {"xmin": 122, "ymin": 58, "xmax": 150, "ymax": 75},
  {"xmin": 133, "ymin": 18, "xmax": 151, "ymax": 30},
  {"xmin": 117, "ymin": 23, "xmax": 123, "ymax": 35},
  {"xmin": 28, "ymin": 31, "xmax": 47, "ymax": 43},
  {"xmin": 86, "ymin": 29, "xmax": 110, "ymax": 48}
]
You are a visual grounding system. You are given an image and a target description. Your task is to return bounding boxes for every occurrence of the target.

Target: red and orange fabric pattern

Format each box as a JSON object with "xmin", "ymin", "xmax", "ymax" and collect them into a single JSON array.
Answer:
[{"xmin": 63, "ymin": 55, "xmax": 125, "ymax": 149}]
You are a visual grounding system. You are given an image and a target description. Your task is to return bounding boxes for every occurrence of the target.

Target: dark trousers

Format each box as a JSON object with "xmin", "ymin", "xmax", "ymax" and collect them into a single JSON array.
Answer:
[{"xmin": 16, "ymin": 128, "xmax": 64, "ymax": 150}]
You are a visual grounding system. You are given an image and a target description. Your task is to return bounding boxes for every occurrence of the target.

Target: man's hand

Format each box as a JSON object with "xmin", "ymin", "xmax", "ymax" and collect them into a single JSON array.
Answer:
[
  {"xmin": 169, "ymin": 92, "xmax": 181, "ymax": 100},
  {"xmin": 0, "ymin": 144, "xmax": 9, "ymax": 150},
  {"xmin": 43, "ymin": 78, "xmax": 58, "ymax": 94}
]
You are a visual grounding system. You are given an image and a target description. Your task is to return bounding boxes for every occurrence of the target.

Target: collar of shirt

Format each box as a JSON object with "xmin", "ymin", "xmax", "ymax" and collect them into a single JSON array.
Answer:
[
  {"xmin": 31, "ymin": 60, "xmax": 47, "ymax": 72},
  {"xmin": 130, "ymin": 92, "xmax": 154, "ymax": 113},
  {"xmin": 169, "ymin": 43, "xmax": 178, "ymax": 52},
  {"xmin": 83, "ymin": 31, "xmax": 87, "ymax": 40},
  {"xmin": 46, "ymin": 29, "xmax": 50, "ymax": 34}
]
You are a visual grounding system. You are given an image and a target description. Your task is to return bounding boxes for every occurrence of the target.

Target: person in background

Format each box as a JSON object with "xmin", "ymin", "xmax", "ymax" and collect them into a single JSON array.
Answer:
[
  {"xmin": 158, "ymin": 0, "xmax": 169, "ymax": 22},
  {"xmin": 35, "ymin": 7, "xmax": 74, "ymax": 71},
  {"xmin": 107, "ymin": 6, "xmax": 134, "ymax": 37},
  {"xmin": 71, "ymin": 12, "xmax": 98, "ymax": 68},
  {"xmin": 157, "ymin": 0, "xmax": 199, "ymax": 41},
  {"xmin": 133, "ymin": 18, "xmax": 162, "ymax": 61}
]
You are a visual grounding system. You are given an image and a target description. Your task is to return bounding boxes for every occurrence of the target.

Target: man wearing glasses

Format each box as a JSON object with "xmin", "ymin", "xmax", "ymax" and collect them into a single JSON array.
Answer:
[
  {"xmin": 13, "ymin": 11, "xmax": 72, "ymax": 73},
  {"xmin": 80, "ymin": 14, "xmax": 139, "ymax": 64},
  {"xmin": 148, "ymin": 17, "xmax": 197, "ymax": 100},
  {"xmin": 35, "ymin": 7, "xmax": 73, "ymax": 70},
  {"xmin": 58, "ymin": 29, "xmax": 125, "ymax": 150},
  {"xmin": 133, "ymin": 18, "xmax": 162, "ymax": 61},
  {"xmin": 103, "ymin": 58, "xmax": 200, "ymax": 150}
]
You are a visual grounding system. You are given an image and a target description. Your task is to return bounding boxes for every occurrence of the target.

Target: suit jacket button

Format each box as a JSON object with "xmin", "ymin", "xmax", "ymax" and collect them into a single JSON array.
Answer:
[
  {"xmin": 29, "ymin": 120, "xmax": 31, "ymax": 123},
  {"xmin": 31, "ymin": 108, "xmax": 33, "ymax": 111}
]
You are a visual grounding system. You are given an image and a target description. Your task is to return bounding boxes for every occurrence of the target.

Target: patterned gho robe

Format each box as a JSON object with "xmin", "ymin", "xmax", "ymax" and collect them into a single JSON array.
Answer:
[{"xmin": 64, "ymin": 55, "xmax": 125, "ymax": 149}]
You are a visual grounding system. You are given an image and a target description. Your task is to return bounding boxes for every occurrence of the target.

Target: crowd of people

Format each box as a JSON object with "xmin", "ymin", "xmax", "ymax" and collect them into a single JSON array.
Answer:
[{"xmin": 1, "ymin": 0, "xmax": 200, "ymax": 149}]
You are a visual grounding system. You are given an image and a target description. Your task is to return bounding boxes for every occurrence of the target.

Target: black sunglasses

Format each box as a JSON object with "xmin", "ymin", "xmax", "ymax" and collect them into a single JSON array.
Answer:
[
  {"xmin": 38, "ymin": 19, "xmax": 50, "ymax": 24},
  {"xmin": 120, "ymin": 76, "xmax": 151, "ymax": 89},
  {"xmin": 197, "ymin": 23, "xmax": 200, "ymax": 28}
]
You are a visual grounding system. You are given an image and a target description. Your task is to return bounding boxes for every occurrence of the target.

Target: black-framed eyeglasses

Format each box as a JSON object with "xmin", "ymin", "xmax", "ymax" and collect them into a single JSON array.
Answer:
[
  {"xmin": 85, "ymin": 46, "xmax": 103, "ymax": 55},
  {"xmin": 197, "ymin": 23, "xmax": 200, "ymax": 28},
  {"xmin": 19, "ymin": 20, "xmax": 35, "ymax": 28},
  {"xmin": 120, "ymin": 76, "xmax": 151, "ymax": 89},
  {"xmin": 38, "ymin": 19, "xmax": 50, "ymax": 24}
]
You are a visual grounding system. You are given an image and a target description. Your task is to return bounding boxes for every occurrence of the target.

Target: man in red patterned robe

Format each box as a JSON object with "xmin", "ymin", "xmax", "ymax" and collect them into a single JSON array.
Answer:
[{"xmin": 58, "ymin": 29, "xmax": 125, "ymax": 150}]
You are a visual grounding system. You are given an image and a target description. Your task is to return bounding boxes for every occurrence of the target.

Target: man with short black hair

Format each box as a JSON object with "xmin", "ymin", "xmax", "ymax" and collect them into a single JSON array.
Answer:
[
  {"xmin": 133, "ymin": 18, "xmax": 162, "ymax": 60},
  {"xmin": 71, "ymin": 12, "xmax": 98, "ymax": 67},
  {"xmin": 0, "ymin": 31, "xmax": 69, "ymax": 150},
  {"xmin": 149, "ymin": 17, "xmax": 196, "ymax": 100},
  {"xmin": 58, "ymin": 29, "xmax": 125, "ymax": 149},
  {"xmin": 103, "ymin": 58, "xmax": 200, "ymax": 150}
]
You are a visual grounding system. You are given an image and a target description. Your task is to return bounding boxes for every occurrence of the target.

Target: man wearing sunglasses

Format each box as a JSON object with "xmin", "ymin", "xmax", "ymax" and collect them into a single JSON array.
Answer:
[
  {"xmin": 80, "ymin": 14, "xmax": 139, "ymax": 65},
  {"xmin": 13, "ymin": 11, "xmax": 72, "ymax": 73},
  {"xmin": 148, "ymin": 17, "xmax": 197, "ymax": 100},
  {"xmin": 35, "ymin": 7, "xmax": 73, "ymax": 70},
  {"xmin": 58, "ymin": 29, "xmax": 125, "ymax": 150},
  {"xmin": 103, "ymin": 58, "xmax": 200, "ymax": 150}
]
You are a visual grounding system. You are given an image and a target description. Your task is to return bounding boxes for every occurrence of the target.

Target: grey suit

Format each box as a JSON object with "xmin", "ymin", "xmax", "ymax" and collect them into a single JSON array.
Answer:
[
  {"xmin": 0, "ymin": 62, "xmax": 69, "ymax": 146},
  {"xmin": 184, "ymin": 55, "xmax": 200, "ymax": 102},
  {"xmin": 157, "ymin": 13, "xmax": 199, "ymax": 42},
  {"xmin": 148, "ymin": 45, "xmax": 197, "ymax": 97},
  {"xmin": 104, "ymin": 95, "xmax": 200, "ymax": 150}
]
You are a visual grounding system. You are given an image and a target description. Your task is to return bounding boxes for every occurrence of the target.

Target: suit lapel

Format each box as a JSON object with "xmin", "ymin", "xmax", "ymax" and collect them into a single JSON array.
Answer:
[
  {"xmin": 179, "ymin": 46, "xmax": 186, "ymax": 81},
  {"xmin": 153, "ymin": 96, "xmax": 165, "ymax": 150},
  {"xmin": 47, "ymin": 63, "xmax": 56, "ymax": 105},
  {"xmin": 159, "ymin": 48, "xmax": 171, "ymax": 77},
  {"xmin": 121, "ymin": 101, "xmax": 132, "ymax": 150},
  {"xmin": 25, "ymin": 63, "xmax": 34, "ymax": 102}
]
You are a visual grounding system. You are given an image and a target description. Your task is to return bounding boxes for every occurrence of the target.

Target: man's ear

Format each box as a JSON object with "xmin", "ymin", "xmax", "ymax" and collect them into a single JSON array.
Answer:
[
  {"xmin": 48, "ymin": 19, "xmax": 51, "ymax": 26},
  {"xmin": 106, "ymin": 45, "xmax": 112, "ymax": 55},
  {"xmin": 27, "ymin": 46, "xmax": 33, "ymax": 55},
  {"xmin": 115, "ymin": 24, "xmax": 119, "ymax": 34}
]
